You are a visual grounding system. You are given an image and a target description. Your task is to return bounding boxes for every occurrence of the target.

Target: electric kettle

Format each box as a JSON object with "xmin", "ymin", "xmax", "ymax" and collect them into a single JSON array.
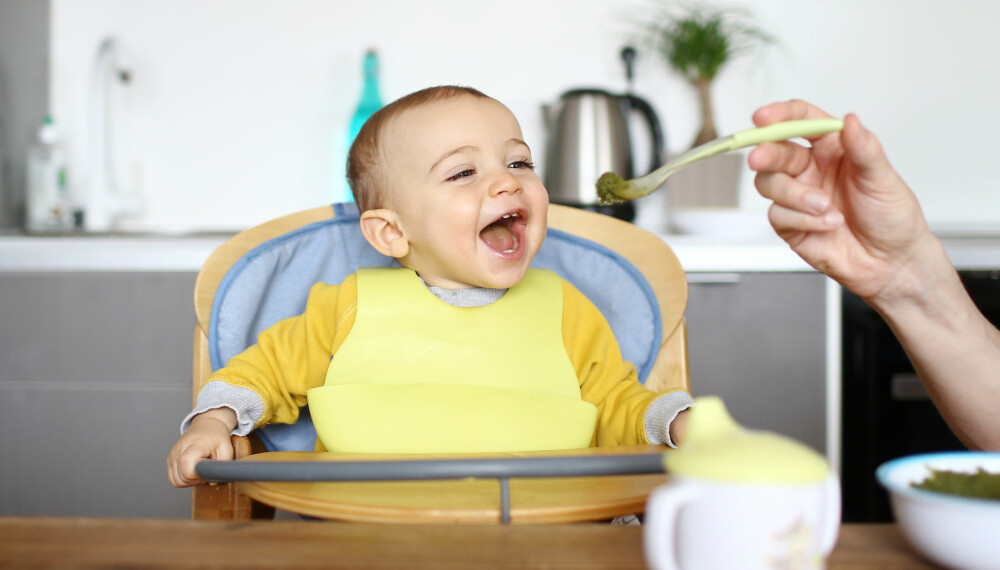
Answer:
[{"xmin": 543, "ymin": 88, "xmax": 664, "ymax": 221}]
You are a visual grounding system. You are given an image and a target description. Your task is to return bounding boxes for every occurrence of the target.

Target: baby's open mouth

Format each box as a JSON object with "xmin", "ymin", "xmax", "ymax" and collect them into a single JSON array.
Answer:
[{"xmin": 480, "ymin": 211, "xmax": 526, "ymax": 255}]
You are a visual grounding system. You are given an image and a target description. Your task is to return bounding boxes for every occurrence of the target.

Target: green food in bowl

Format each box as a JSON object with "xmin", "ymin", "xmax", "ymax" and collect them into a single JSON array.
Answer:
[{"xmin": 912, "ymin": 468, "xmax": 1000, "ymax": 500}]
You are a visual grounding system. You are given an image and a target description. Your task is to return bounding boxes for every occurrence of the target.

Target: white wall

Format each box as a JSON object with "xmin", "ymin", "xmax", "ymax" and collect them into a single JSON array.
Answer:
[
  {"xmin": 50, "ymin": 0, "xmax": 1000, "ymax": 232},
  {"xmin": 752, "ymin": 0, "xmax": 1000, "ymax": 233}
]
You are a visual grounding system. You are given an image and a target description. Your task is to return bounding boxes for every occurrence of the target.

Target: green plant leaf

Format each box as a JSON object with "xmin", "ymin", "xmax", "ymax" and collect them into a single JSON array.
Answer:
[{"xmin": 638, "ymin": 2, "xmax": 774, "ymax": 83}]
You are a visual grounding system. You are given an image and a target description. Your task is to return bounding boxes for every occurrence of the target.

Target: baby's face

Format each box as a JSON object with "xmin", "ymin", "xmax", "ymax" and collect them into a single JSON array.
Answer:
[{"xmin": 381, "ymin": 94, "xmax": 548, "ymax": 289}]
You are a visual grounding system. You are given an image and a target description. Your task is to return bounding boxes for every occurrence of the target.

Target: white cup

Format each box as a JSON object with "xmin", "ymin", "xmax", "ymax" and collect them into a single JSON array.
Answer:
[{"xmin": 643, "ymin": 473, "xmax": 841, "ymax": 570}]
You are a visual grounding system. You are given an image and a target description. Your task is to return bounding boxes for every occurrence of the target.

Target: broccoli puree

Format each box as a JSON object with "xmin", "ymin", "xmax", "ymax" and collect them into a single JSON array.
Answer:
[{"xmin": 912, "ymin": 468, "xmax": 1000, "ymax": 500}]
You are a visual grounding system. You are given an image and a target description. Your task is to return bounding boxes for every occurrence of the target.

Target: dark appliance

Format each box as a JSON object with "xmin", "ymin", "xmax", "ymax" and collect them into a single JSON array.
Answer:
[{"xmin": 840, "ymin": 270, "xmax": 1000, "ymax": 521}]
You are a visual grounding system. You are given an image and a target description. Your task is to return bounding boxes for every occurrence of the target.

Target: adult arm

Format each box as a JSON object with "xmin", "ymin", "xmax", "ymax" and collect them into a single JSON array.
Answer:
[{"xmin": 748, "ymin": 99, "xmax": 1000, "ymax": 449}]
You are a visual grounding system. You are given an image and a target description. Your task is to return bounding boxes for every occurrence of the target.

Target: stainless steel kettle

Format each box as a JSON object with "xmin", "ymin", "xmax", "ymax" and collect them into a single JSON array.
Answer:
[{"xmin": 543, "ymin": 88, "xmax": 664, "ymax": 221}]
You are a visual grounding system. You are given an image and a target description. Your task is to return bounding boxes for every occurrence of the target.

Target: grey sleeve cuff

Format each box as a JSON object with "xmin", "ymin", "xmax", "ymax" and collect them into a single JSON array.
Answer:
[
  {"xmin": 644, "ymin": 390, "xmax": 694, "ymax": 448},
  {"xmin": 179, "ymin": 381, "xmax": 266, "ymax": 437}
]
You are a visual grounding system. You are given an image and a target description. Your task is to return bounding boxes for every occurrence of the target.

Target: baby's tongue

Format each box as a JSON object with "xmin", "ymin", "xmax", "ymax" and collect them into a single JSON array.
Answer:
[{"xmin": 480, "ymin": 221, "xmax": 515, "ymax": 252}]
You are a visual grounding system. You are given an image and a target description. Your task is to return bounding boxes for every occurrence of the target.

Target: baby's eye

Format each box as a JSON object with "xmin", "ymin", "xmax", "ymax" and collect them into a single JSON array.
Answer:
[
  {"xmin": 447, "ymin": 169, "xmax": 476, "ymax": 182},
  {"xmin": 508, "ymin": 160, "xmax": 535, "ymax": 170}
]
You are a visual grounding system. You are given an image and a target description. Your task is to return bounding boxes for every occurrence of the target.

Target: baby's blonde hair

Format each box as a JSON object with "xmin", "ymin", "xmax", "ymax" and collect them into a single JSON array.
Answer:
[{"xmin": 346, "ymin": 85, "xmax": 494, "ymax": 213}]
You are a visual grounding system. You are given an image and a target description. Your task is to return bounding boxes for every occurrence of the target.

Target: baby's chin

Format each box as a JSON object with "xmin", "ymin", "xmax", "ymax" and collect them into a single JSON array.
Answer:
[
  {"xmin": 415, "ymin": 268, "xmax": 524, "ymax": 291},
  {"xmin": 415, "ymin": 253, "xmax": 535, "ymax": 290},
  {"xmin": 437, "ymin": 260, "xmax": 527, "ymax": 290},
  {"xmin": 476, "ymin": 264, "xmax": 532, "ymax": 290}
]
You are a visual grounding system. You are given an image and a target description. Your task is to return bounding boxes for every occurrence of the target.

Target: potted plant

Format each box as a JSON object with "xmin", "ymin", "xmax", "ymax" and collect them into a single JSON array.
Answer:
[{"xmin": 640, "ymin": 3, "xmax": 774, "ymax": 148}]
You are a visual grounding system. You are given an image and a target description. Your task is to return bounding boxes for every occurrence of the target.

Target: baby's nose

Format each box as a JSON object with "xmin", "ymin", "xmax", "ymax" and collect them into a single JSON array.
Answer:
[{"xmin": 490, "ymin": 170, "xmax": 523, "ymax": 196}]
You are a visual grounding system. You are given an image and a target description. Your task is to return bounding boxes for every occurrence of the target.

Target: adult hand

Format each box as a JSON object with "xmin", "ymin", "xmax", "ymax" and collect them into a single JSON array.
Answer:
[
  {"xmin": 747, "ymin": 99, "xmax": 934, "ymax": 303},
  {"xmin": 751, "ymin": 100, "xmax": 1000, "ymax": 450}
]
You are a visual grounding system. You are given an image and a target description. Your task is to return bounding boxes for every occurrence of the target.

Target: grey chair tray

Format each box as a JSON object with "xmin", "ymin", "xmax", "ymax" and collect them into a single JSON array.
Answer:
[{"xmin": 196, "ymin": 453, "xmax": 666, "ymax": 483}]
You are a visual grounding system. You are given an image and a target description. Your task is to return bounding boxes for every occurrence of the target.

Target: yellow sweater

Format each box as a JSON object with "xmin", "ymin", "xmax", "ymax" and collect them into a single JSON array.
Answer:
[{"xmin": 208, "ymin": 272, "xmax": 673, "ymax": 447}]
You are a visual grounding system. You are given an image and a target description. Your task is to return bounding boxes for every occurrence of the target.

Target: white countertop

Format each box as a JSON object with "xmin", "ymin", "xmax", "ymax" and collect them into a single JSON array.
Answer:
[
  {"xmin": 0, "ymin": 231, "xmax": 812, "ymax": 274},
  {"xmin": 2, "ymin": 230, "xmax": 1000, "ymax": 274},
  {"xmin": 0, "ymin": 234, "xmax": 230, "ymax": 273}
]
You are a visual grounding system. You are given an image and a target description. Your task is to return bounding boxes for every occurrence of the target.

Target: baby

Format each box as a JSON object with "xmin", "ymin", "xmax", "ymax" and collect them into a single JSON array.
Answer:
[{"xmin": 167, "ymin": 85, "xmax": 691, "ymax": 487}]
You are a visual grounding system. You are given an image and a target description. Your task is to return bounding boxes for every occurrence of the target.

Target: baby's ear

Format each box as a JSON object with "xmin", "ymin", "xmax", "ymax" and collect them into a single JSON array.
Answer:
[{"xmin": 359, "ymin": 209, "xmax": 410, "ymax": 258}]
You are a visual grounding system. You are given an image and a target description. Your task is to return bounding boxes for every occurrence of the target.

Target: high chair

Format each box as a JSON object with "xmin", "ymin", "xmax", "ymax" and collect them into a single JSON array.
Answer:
[{"xmin": 191, "ymin": 202, "xmax": 689, "ymax": 522}]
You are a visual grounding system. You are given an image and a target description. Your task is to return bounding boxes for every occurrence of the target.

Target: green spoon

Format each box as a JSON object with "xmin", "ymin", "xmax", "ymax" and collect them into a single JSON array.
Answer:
[{"xmin": 596, "ymin": 119, "xmax": 844, "ymax": 204}]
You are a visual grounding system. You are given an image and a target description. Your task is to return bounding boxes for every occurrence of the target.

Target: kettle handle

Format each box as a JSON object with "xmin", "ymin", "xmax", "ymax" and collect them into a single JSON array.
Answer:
[{"xmin": 623, "ymin": 94, "xmax": 665, "ymax": 175}]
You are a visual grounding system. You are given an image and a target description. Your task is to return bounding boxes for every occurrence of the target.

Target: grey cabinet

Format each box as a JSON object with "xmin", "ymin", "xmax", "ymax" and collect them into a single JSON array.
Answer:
[
  {"xmin": 683, "ymin": 272, "xmax": 828, "ymax": 454},
  {"xmin": 0, "ymin": 272, "xmax": 196, "ymax": 518}
]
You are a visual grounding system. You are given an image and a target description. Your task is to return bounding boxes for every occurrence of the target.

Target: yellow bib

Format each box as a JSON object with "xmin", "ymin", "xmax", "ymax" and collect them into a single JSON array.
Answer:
[{"xmin": 306, "ymin": 267, "xmax": 598, "ymax": 453}]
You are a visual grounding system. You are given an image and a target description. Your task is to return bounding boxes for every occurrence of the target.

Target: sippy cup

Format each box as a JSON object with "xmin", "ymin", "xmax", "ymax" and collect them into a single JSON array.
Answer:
[{"xmin": 644, "ymin": 397, "xmax": 840, "ymax": 570}]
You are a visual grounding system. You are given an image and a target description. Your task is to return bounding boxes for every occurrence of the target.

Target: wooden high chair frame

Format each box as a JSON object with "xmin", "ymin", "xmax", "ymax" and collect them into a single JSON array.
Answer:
[{"xmin": 190, "ymin": 204, "xmax": 689, "ymax": 520}]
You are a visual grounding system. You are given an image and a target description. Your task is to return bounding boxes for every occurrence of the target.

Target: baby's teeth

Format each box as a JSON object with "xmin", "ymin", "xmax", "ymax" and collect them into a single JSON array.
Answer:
[{"xmin": 503, "ymin": 248, "xmax": 515, "ymax": 253}]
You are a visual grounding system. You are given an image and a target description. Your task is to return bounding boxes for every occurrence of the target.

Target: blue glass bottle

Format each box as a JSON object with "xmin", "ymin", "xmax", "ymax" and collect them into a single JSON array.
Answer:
[{"xmin": 341, "ymin": 50, "xmax": 382, "ymax": 203}]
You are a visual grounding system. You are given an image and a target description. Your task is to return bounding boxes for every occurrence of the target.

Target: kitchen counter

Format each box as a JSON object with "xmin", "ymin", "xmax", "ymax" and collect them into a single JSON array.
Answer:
[
  {"xmin": 0, "ymin": 232, "xmax": 814, "ymax": 273},
  {"xmin": 0, "ymin": 234, "xmax": 231, "ymax": 272},
  {"xmin": 4, "ymin": 231, "xmax": 1000, "ymax": 273}
]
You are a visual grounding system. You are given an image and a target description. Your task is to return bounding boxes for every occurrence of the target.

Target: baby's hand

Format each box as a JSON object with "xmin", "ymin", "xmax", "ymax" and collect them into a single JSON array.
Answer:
[
  {"xmin": 166, "ymin": 408, "xmax": 238, "ymax": 487},
  {"xmin": 669, "ymin": 408, "xmax": 690, "ymax": 447}
]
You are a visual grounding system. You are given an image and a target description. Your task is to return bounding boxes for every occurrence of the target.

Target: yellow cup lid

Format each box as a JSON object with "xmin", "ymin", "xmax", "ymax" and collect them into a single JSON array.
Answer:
[{"xmin": 665, "ymin": 396, "xmax": 830, "ymax": 483}]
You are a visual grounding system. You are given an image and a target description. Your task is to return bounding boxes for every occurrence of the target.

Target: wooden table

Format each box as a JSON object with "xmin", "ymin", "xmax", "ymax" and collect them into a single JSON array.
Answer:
[{"xmin": 0, "ymin": 518, "xmax": 937, "ymax": 569}]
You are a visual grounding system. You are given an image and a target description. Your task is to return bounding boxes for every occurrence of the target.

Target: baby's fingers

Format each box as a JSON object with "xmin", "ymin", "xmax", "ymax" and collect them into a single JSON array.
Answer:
[
  {"xmin": 167, "ymin": 444, "xmax": 192, "ymax": 488},
  {"xmin": 177, "ymin": 448, "xmax": 208, "ymax": 487}
]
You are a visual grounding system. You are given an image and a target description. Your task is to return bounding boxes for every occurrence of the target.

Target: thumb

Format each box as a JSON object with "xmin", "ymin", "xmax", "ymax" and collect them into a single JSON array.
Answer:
[
  {"xmin": 841, "ymin": 113, "xmax": 896, "ymax": 184},
  {"xmin": 213, "ymin": 438, "xmax": 235, "ymax": 461}
]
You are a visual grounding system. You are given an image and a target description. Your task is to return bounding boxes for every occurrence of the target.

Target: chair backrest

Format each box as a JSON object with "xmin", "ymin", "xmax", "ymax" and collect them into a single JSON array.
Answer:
[{"xmin": 193, "ymin": 203, "xmax": 688, "ymax": 451}]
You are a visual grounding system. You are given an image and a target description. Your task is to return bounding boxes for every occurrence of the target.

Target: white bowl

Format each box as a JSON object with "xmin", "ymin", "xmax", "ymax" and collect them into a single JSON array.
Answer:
[{"xmin": 876, "ymin": 452, "xmax": 1000, "ymax": 570}]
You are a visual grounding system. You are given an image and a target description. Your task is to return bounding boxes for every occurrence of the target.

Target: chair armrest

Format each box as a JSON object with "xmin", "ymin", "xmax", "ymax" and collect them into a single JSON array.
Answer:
[{"xmin": 233, "ymin": 434, "xmax": 252, "ymax": 459}]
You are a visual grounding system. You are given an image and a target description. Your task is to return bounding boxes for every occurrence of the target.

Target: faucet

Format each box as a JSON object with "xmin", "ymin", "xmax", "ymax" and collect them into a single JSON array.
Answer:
[{"xmin": 84, "ymin": 37, "xmax": 142, "ymax": 232}]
